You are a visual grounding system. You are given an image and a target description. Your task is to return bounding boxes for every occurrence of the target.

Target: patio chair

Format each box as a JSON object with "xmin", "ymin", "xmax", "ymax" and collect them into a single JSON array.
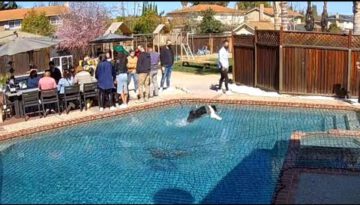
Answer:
[
  {"xmin": 82, "ymin": 82, "xmax": 98, "ymax": 111},
  {"xmin": 22, "ymin": 90, "xmax": 41, "ymax": 121},
  {"xmin": 40, "ymin": 89, "xmax": 60, "ymax": 117},
  {"xmin": 63, "ymin": 84, "xmax": 82, "ymax": 114},
  {"xmin": 2, "ymin": 92, "xmax": 14, "ymax": 120}
]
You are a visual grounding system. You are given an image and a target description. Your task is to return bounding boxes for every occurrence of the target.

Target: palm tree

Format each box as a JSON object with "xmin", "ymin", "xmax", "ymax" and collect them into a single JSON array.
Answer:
[
  {"xmin": 304, "ymin": 1, "xmax": 315, "ymax": 31},
  {"xmin": 354, "ymin": 2, "xmax": 360, "ymax": 35},
  {"xmin": 320, "ymin": 1, "xmax": 328, "ymax": 32},
  {"xmin": 280, "ymin": 1, "xmax": 289, "ymax": 30},
  {"xmin": 273, "ymin": 1, "xmax": 281, "ymax": 30}
]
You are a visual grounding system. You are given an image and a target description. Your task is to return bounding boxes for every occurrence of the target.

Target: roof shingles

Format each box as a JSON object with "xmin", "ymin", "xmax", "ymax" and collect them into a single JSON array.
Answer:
[{"xmin": 167, "ymin": 4, "xmax": 242, "ymax": 15}]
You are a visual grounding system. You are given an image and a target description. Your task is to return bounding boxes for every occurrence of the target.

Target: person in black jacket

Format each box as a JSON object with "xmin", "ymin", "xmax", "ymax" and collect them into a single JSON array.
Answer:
[
  {"xmin": 136, "ymin": 45, "xmax": 151, "ymax": 102},
  {"xmin": 114, "ymin": 48, "xmax": 129, "ymax": 109},
  {"xmin": 160, "ymin": 40, "xmax": 174, "ymax": 91},
  {"xmin": 49, "ymin": 61, "xmax": 62, "ymax": 84}
]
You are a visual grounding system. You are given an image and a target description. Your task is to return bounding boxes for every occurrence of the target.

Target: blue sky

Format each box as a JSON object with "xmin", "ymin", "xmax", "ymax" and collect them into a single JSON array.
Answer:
[{"xmin": 16, "ymin": 1, "xmax": 354, "ymax": 16}]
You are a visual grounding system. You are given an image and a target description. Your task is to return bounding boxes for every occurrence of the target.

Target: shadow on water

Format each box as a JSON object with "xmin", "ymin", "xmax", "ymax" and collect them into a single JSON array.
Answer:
[
  {"xmin": 200, "ymin": 140, "xmax": 288, "ymax": 204},
  {"xmin": 153, "ymin": 188, "xmax": 195, "ymax": 204}
]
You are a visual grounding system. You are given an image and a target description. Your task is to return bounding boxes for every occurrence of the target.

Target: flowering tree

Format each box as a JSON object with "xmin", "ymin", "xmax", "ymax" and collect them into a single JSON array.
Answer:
[{"xmin": 56, "ymin": 2, "xmax": 109, "ymax": 51}]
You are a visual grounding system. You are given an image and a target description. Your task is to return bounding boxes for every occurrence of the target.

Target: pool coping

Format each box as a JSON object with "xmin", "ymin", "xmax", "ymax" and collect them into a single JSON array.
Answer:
[
  {"xmin": 1, "ymin": 97, "xmax": 360, "ymax": 143},
  {"xmin": 273, "ymin": 131, "xmax": 360, "ymax": 204}
]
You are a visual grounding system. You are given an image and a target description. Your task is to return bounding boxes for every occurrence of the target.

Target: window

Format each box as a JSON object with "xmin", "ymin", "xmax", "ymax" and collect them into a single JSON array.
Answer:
[
  {"xmin": 49, "ymin": 16, "xmax": 62, "ymax": 25},
  {"xmin": 8, "ymin": 20, "xmax": 21, "ymax": 29}
]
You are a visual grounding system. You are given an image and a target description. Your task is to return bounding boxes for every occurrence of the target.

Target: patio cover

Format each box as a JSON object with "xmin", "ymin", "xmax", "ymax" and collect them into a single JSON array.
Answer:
[{"xmin": 90, "ymin": 33, "xmax": 133, "ymax": 44}]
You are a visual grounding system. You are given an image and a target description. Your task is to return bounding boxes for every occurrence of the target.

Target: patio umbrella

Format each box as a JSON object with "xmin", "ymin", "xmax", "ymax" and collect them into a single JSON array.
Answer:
[
  {"xmin": 90, "ymin": 33, "xmax": 133, "ymax": 43},
  {"xmin": 0, "ymin": 36, "xmax": 60, "ymax": 56}
]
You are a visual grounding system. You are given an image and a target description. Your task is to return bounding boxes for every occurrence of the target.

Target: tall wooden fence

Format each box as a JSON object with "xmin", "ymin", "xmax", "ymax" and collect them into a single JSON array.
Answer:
[{"xmin": 233, "ymin": 29, "xmax": 360, "ymax": 97}]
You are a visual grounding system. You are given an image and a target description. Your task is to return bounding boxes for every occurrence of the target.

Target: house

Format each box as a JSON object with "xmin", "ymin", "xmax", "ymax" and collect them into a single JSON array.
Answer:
[
  {"xmin": 0, "ymin": 4, "xmax": 70, "ymax": 31},
  {"xmin": 244, "ymin": 4, "xmax": 303, "ymax": 25},
  {"xmin": 166, "ymin": 4, "xmax": 244, "ymax": 31},
  {"xmin": 327, "ymin": 14, "xmax": 353, "ymax": 32},
  {"xmin": 233, "ymin": 21, "xmax": 275, "ymax": 35}
]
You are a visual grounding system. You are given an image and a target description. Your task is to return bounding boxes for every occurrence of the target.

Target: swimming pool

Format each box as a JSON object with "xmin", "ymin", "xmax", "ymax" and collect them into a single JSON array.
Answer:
[{"xmin": 0, "ymin": 104, "xmax": 358, "ymax": 204}]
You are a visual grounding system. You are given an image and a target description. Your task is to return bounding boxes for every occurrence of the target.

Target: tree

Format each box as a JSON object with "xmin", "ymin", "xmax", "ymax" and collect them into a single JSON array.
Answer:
[
  {"xmin": 320, "ymin": 1, "xmax": 328, "ymax": 32},
  {"xmin": 199, "ymin": 8, "xmax": 223, "ymax": 33},
  {"xmin": 190, "ymin": 2, "xmax": 229, "ymax": 7},
  {"xmin": 181, "ymin": 1, "xmax": 188, "ymax": 7},
  {"xmin": 21, "ymin": 9, "xmax": 55, "ymax": 36},
  {"xmin": 56, "ymin": 2, "xmax": 109, "ymax": 51},
  {"xmin": 328, "ymin": 22, "xmax": 341, "ymax": 33},
  {"xmin": 353, "ymin": 2, "xmax": 360, "ymax": 35},
  {"xmin": 133, "ymin": 9, "xmax": 160, "ymax": 34},
  {"xmin": 312, "ymin": 4, "xmax": 318, "ymax": 17},
  {"xmin": 0, "ymin": 1, "xmax": 17, "ymax": 10},
  {"xmin": 273, "ymin": 1, "xmax": 281, "ymax": 30},
  {"xmin": 237, "ymin": 1, "xmax": 271, "ymax": 10},
  {"xmin": 280, "ymin": 1, "xmax": 289, "ymax": 31},
  {"xmin": 304, "ymin": 1, "xmax": 315, "ymax": 31}
]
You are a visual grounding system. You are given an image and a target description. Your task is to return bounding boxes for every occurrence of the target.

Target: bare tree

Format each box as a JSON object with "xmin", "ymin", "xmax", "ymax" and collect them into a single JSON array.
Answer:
[{"xmin": 304, "ymin": 1, "xmax": 315, "ymax": 31}]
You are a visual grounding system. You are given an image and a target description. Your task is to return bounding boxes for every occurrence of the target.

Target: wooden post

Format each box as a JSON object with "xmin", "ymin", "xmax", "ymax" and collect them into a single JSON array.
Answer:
[
  {"xmin": 254, "ymin": 27, "xmax": 258, "ymax": 87},
  {"xmin": 279, "ymin": 27, "xmax": 284, "ymax": 93},
  {"xmin": 231, "ymin": 32, "xmax": 235, "ymax": 83},
  {"xmin": 348, "ymin": 30, "xmax": 352, "ymax": 96},
  {"xmin": 209, "ymin": 33, "xmax": 213, "ymax": 54}
]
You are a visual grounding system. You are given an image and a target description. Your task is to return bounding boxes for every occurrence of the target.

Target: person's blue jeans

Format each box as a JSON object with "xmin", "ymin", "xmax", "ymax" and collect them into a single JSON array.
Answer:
[
  {"xmin": 128, "ymin": 72, "xmax": 138, "ymax": 91},
  {"xmin": 160, "ymin": 65, "xmax": 173, "ymax": 88}
]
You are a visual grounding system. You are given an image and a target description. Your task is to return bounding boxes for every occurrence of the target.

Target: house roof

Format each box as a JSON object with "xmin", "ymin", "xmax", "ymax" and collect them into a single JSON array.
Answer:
[
  {"xmin": 0, "ymin": 5, "xmax": 69, "ymax": 22},
  {"xmin": 104, "ymin": 22, "xmax": 132, "ymax": 35},
  {"xmin": 245, "ymin": 7, "xmax": 303, "ymax": 18},
  {"xmin": 233, "ymin": 21, "xmax": 275, "ymax": 33},
  {"xmin": 328, "ymin": 14, "xmax": 353, "ymax": 22},
  {"xmin": 0, "ymin": 30, "xmax": 43, "ymax": 45},
  {"xmin": 167, "ymin": 4, "xmax": 242, "ymax": 15}
]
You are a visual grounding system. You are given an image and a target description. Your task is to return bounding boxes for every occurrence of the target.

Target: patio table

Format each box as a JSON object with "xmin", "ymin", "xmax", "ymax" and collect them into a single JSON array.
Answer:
[{"xmin": 5, "ymin": 88, "xmax": 39, "ymax": 118}]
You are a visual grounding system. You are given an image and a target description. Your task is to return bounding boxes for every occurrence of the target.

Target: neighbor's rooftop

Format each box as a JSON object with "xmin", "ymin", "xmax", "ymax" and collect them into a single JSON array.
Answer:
[
  {"xmin": 167, "ymin": 4, "xmax": 242, "ymax": 15},
  {"xmin": 0, "ymin": 5, "xmax": 69, "ymax": 22}
]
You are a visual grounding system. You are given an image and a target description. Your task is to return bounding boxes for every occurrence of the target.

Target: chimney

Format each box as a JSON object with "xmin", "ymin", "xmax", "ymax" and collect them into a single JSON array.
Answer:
[{"xmin": 259, "ymin": 4, "xmax": 264, "ymax": 21}]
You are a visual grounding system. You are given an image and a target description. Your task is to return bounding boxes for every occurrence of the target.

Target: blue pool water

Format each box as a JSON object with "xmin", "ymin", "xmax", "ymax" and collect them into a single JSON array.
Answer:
[{"xmin": 0, "ymin": 104, "xmax": 357, "ymax": 204}]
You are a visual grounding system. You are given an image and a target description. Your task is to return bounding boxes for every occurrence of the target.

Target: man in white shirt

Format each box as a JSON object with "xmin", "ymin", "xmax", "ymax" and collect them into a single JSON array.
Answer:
[{"xmin": 218, "ymin": 40, "xmax": 231, "ymax": 94}]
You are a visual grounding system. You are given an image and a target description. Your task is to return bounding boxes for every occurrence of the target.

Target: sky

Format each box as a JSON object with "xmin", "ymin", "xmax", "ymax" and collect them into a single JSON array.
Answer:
[{"xmin": 16, "ymin": 1, "xmax": 355, "ymax": 16}]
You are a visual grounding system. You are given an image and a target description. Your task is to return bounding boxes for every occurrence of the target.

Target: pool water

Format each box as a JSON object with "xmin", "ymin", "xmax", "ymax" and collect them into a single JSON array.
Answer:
[{"xmin": 0, "ymin": 104, "xmax": 357, "ymax": 204}]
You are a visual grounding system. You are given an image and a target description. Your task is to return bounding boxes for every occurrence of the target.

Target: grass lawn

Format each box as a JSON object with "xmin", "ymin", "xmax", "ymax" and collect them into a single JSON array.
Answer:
[{"xmin": 173, "ymin": 58, "xmax": 234, "ymax": 75}]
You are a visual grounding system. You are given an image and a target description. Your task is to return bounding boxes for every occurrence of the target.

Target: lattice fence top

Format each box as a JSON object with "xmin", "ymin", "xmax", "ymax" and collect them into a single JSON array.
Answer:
[
  {"xmin": 352, "ymin": 35, "xmax": 360, "ymax": 49},
  {"xmin": 257, "ymin": 30, "xmax": 280, "ymax": 46},
  {"xmin": 233, "ymin": 35, "xmax": 254, "ymax": 46},
  {"xmin": 283, "ymin": 32, "xmax": 348, "ymax": 48}
]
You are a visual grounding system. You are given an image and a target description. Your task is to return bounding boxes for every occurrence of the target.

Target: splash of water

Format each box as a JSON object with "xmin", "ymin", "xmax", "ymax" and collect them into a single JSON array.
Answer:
[{"xmin": 165, "ymin": 118, "xmax": 189, "ymax": 127}]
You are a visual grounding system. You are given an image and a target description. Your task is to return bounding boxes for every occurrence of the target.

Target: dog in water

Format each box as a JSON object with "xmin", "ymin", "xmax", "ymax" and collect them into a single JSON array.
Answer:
[{"xmin": 187, "ymin": 105, "xmax": 222, "ymax": 123}]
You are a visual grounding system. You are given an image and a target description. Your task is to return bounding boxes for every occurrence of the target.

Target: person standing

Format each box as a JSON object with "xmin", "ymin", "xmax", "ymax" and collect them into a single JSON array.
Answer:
[
  {"xmin": 95, "ymin": 54, "xmax": 116, "ymax": 111},
  {"xmin": 148, "ymin": 45, "xmax": 160, "ymax": 97},
  {"xmin": 136, "ymin": 45, "xmax": 151, "ymax": 102},
  {"xmin": 160, "ymin": 40, "xmax": 175, "ymax": 91},
  {"xmin": 7, "ymin": 61, "xmax": 15, "ymax": 78},
  {"xmin": 218, "ymin": 40, "xmax": 231, "ymax": 95},
  {"xmin": 127, "ymin": 50, "xmax": 139, "ymax": 95},
  {"xmin": 114, "ymin": 47, "xmax": 129, "ymax": 109},
  {"xmin": 49, "ymin": 61, "xmax": 62, "ymax": 84}
]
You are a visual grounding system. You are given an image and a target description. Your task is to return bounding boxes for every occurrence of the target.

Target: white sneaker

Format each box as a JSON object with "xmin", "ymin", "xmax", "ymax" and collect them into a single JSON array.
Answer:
[
  {"xmin": 159, "ymin": 87, "xmax": 163, "ymax": 92},
  {"xmin": 217, "ymin": 89, "xmax": 223, "ymax": 93},
  {"xmin": 99, "ymin": 107, "xmax": 104, "ymax": 112},
  {"xmin": 110, "ymin": 106, "xmax": 116, "ymax": 111},
  {"xmin": 115, "ymin": 103, "xmax": 121, "ymax": 109},
  {"xmin": 119, "ymin": 104, "xmax": 128, "ymax": 109},
  {"xmin": 210, "ymin": 112, "xmax": 222, "ymax": 121},
  {"xmin": 225, "ymin": 90, "xmax": 232, "ymax": 95}
]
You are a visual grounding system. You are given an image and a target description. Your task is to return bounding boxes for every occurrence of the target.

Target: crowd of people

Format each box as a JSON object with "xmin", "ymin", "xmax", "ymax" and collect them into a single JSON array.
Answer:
[{"xmin": 7, "ymin": 40, "xmax": 175, "ymax": 113}]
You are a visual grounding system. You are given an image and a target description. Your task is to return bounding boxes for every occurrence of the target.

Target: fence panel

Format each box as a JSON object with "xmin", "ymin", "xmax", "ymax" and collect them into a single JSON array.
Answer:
[
  {"xmin": 256, "ymin": 44, "xmax": 279, "ymax": 91},
  {"xmin": 233, "ymin": 35, "xmax": 255, "ymax": 86}
]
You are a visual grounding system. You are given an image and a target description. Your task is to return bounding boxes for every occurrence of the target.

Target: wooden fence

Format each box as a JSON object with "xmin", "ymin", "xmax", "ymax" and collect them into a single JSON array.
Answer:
[{"xmin": 233, "ymin": 29, "xmax": 360, "ymax": 97}]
